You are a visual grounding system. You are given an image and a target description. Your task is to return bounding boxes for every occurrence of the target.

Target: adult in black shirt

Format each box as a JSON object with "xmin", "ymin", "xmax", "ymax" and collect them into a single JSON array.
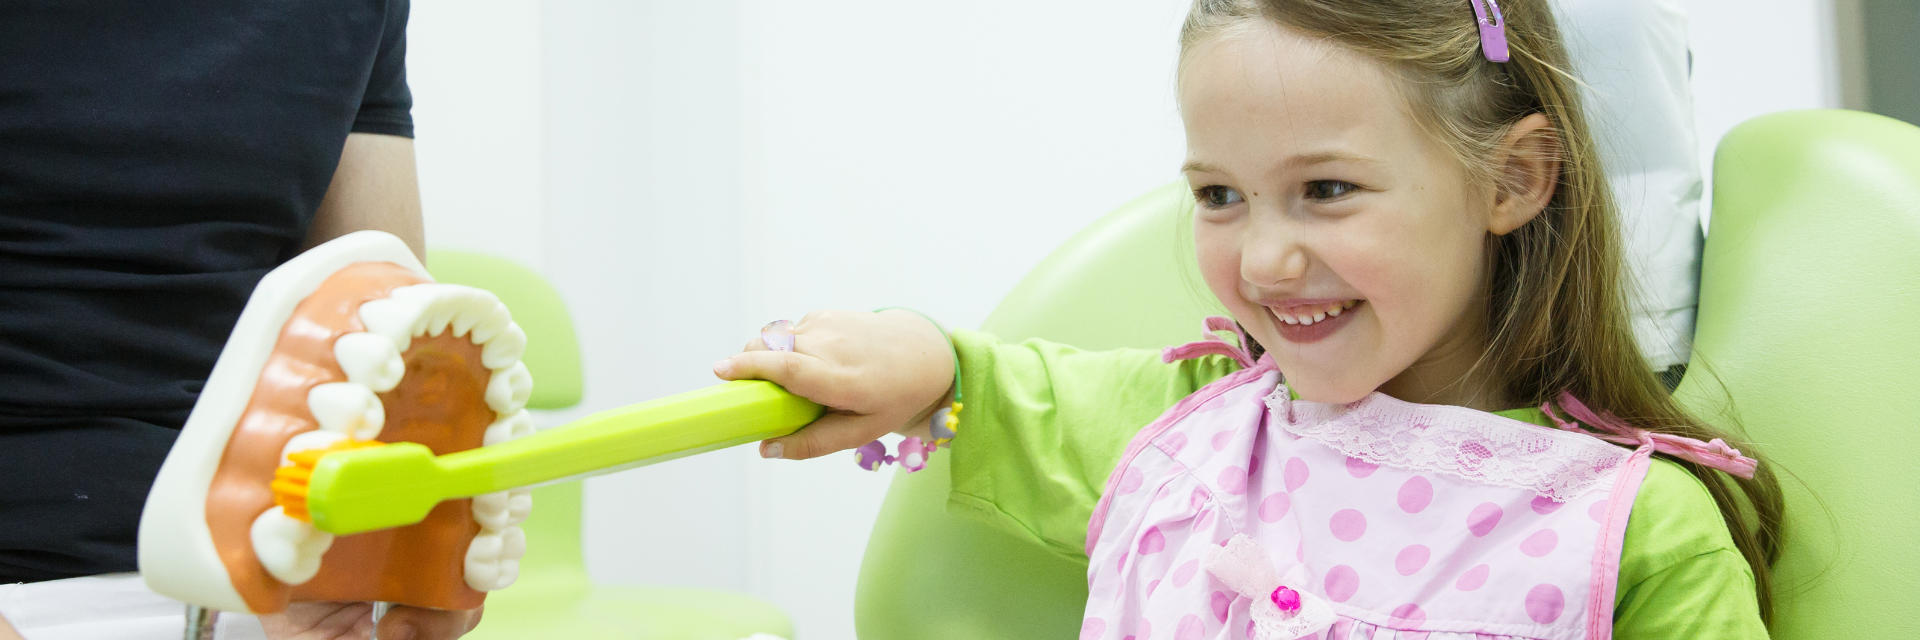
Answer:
[{"xmin": 1, "ymin": 1, "xmax": 475, "ymax": 637}]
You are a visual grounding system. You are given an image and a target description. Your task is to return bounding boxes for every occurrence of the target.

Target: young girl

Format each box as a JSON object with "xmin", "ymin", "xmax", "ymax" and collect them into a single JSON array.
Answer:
[{"xmin": 714, "ymin": 0, "xmax": 1783, "ymax": 637}]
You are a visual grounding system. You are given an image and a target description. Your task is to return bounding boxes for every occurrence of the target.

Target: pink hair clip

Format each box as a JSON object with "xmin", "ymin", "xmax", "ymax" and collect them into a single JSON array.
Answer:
[{"xmin": 1470, "ymin": 0, "xmax": 1510, "ymax": 63}]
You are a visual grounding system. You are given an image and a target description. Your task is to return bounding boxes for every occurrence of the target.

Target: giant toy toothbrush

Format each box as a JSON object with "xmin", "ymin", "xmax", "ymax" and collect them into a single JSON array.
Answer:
[
  {"xmin": 285, "ymin": 378, "xmax": 820, "ymax": 536},
  {"xmin": 138, "ymin": 231, "xmax": 823, "ymax": 630}
]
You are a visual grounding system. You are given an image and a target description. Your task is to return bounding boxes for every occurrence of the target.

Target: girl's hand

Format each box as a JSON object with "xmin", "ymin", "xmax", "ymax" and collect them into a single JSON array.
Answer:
[{"xmin": 714, "ymin": 309, "xmax": 955, "ymax": 460}]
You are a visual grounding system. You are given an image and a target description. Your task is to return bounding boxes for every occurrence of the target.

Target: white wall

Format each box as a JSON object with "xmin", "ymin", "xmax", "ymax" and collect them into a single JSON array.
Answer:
[
  {"xmin": 1683, "ymin": 0, "xmax": 1843, "ymax": 225},
  {"xmin": 537, "ymin": 0, "xmax": 766, "ymax": 595},
  {"xmin": 737, "ymin": 3, "xmax": 1192, "ymax": 636},
  {"xmin": 408, "ymin": 0, "xmax": 545, "ymax": 268},
  {"xmin": 408, "ymin": 2, "xmax": 1840, "ymax": 638}
]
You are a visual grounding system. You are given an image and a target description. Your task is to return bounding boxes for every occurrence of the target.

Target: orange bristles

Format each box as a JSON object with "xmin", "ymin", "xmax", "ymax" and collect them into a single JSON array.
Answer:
[{"xmin": 271, "ymin": 437, "xmax": 385, "ymax": 521}]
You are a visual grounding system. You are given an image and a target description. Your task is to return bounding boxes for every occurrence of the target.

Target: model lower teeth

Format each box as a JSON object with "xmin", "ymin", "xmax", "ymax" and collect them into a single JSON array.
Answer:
[{"xmin": 251, "ymin": 507, "xmax": 332, "ymax": 584}]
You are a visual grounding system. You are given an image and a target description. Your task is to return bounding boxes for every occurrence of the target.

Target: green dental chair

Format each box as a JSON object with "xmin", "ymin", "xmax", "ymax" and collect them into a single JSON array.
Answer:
[
  {"xmin": 855, "ymin": 109, "xmax": 1920, "ymax": 638},
  {"xmin": 426, "ymin": 250, "xmax": 794, "ymax": 640}
]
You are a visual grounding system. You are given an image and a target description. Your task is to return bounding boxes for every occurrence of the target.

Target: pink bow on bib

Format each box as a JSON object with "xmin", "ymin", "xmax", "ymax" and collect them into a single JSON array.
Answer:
[{"xmin": 1203, "ymin": 534, "xmax": 1335, "ymax": 639}]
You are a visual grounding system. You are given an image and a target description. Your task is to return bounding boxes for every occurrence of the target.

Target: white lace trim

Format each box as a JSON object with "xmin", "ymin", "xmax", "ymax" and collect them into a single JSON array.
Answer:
[{"xmin": 1266, "ymin": 387, "xmax": 1631, "ymax": 502}]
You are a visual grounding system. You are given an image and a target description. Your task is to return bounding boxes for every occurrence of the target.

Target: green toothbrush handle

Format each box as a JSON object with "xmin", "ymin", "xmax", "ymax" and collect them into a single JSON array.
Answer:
[{"xmin": 306, "ymin": 380, "xmax": 824, "ymax": 535}]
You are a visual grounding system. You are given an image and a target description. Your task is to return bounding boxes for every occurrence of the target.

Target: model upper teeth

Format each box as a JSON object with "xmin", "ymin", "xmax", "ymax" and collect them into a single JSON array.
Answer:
[
  {"xmin": 1276, "ymin": 300, "xmax": 1361, "ymax": 326},
  {"xmin": 334, "ymin": 332, "xmax": 405, "ymax": 392},
  {"xmin": 307, "ymin": 382, "xmax": 385, "ymax": 440},
  {"xmin": 255, "ymin": 282, "xmax": 534, "ymax": 590},
  {"xmin": 280, "ymin": 430, "xmax": 348, "ymax": 463},
  {"xmin": 486, "ymin": 363, "xmax": 534, "ymax": 415}
]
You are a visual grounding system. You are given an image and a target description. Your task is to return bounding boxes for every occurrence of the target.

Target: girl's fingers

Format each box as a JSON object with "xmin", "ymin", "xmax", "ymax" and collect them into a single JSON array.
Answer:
[
  {"xmin": 714, "ymin": 348, "xmax": 802, "ymax": 382},
  {"xmin": 714, "ymin": 350, "xmax": 862, "ymax": 408},
  {"xmin": 759, "ymin": 412, "xmax": 891, "ymax": 461}
]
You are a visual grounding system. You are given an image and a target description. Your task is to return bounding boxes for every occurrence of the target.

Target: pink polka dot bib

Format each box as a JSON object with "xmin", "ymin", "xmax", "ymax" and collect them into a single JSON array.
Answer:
[{"xmin": 1082, "ymin": 359, "xmax": 1657, "ymax": 640}]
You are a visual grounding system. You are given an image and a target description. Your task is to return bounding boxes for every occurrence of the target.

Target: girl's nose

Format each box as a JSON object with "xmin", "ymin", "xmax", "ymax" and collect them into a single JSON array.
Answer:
[{"xmin": 1240, "ymin": 220, "xmax": 1308, "ymax": 287}]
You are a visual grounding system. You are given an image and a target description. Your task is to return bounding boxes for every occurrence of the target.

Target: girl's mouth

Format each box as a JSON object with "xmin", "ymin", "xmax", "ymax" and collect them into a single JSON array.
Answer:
[{"xmin": 1270, "ymin": 299, "xmax": 1363, "ymax": 344}]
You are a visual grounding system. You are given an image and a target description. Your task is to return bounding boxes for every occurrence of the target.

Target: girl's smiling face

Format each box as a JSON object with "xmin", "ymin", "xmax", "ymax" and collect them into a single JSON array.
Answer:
[{"xmin": 1181, "ymin": 22, "xmax": 1511, "ymax": 408}]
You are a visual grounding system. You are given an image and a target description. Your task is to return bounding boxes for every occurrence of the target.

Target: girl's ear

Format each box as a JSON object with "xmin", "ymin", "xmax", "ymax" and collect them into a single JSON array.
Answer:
[{"xmin": 1487, "ymin": 112, "xmax": 1562, "ymax": 236}]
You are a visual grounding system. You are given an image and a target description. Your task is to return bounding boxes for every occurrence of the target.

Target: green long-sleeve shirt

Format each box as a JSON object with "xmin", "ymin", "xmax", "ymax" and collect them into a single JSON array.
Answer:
[{"xmin": 943, "ymin": 330, "xmax": 1769, "ymax": 638}]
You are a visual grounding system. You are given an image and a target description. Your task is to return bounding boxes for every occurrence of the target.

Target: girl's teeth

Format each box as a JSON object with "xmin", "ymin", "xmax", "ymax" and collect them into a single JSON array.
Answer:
[
  {"xmin": 1274, "ymin": 299, "xmax": 1367, "ymax": 324},
  {"xmin": 1277, "ymin": 300, "xmax": 1361, "ymax": 325}
]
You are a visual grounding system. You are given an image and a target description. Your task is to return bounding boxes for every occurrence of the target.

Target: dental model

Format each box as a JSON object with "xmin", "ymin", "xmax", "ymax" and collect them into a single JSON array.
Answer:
[
  {"xmin": 139, "ymin": 231, "xmax": 535, "ymax": 615},
  {"xmin": 141, "ymin": 231, "xmax": 833, "ymax": 634}
]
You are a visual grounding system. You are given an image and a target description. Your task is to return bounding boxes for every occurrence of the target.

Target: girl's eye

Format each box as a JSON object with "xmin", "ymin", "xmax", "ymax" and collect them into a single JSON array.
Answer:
[
  {"xmin": 1193, "ymin": 185, "xmax": 1244, "ymax": 209},
  {"xmin": 1305, "ymin": 180, "xmax": 1358, "ymax": 201}
]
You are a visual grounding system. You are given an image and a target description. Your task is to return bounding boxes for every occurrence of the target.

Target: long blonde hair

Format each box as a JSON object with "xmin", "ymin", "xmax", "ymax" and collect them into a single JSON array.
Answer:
[{"xmin": 1179, "ymin": 0, "xmax": 1786, "ymax": 623}]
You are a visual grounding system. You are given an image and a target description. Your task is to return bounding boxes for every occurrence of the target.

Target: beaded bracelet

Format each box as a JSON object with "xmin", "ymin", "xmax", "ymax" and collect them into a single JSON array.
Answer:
[{"xmin": 859, "ymin": 307, "xmax": 962, "ymax": 473}]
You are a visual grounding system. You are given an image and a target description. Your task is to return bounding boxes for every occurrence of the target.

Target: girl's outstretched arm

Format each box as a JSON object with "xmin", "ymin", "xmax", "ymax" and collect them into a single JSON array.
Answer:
[{"xmin": 716, "ymin": 310, "xmax": 1243, "ymax": 557}]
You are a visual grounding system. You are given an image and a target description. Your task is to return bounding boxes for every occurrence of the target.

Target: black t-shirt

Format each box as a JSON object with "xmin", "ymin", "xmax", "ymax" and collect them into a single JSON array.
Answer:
[{"xmin": 0, "ymin": 0, "xmax": 413, "ymax": 582}]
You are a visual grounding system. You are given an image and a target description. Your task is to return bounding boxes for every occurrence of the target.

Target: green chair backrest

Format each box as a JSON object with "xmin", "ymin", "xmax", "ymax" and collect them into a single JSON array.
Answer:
[
  {"xmin": 855, "ymin": 184, "xmax": 1220, "ymax": 638},
  {"xmin": 1674, "ymin": 109, "xmax": 1920, "ymax": 638},
  {"xmin": 857, "ymin": 110, "xmax": 1920, "ymax": 637},
  {"xmin": 425, "ymin": 249, "xmax": 590, "ymax": 592}
]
